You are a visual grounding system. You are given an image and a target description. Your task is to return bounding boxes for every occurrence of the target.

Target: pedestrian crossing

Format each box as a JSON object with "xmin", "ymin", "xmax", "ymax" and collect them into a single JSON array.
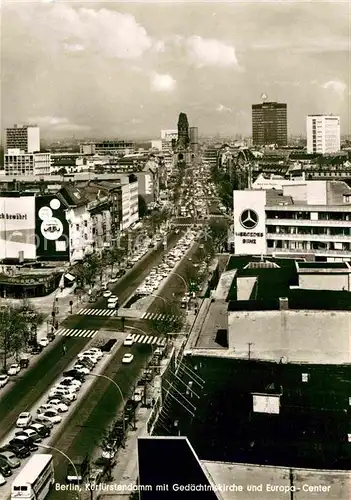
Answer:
[
  {"xmin": 76, "ymin": 308, "xmax": 118, "ymax": 317},
  {"xmin": 56, "ymin": 328, "xmax": 99, "ymax": 339},
  {"xmin": 128, "ymin": 334, "xmax": 167, "ymax": 347},
  {"xmin": 140, "ymin": 312, "xmax": 179, "ymax": 322}
]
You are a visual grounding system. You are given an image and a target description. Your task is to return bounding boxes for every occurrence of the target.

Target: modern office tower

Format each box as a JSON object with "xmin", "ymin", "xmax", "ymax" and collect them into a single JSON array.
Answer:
[
  {"xmin": 189, "ymin": 126, "xmax": 199, "ymax": 154},
  {"xmin": 160, "ymin": 130, "xmax": 178, "ymax": 152},
  {"xmin": 5, "ymin": 124, "xmax": 40, "ymax": 154},
  {"xmin": 306, "ymin": 115, "xmax": 340, "ymax": 154},
  {"xmin": 252, "ymin": 102, "xmax": 287, "ymax": 146}
]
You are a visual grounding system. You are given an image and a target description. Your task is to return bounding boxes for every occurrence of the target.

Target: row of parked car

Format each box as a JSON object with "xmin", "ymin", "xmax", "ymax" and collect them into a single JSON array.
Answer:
[
  {"xmin": 136, "ymin": 229, "xmax": 197, "ymax": 296},
  {"xmin": 0, "ymin": 347, "xmax": 106, "ymax": 487}
]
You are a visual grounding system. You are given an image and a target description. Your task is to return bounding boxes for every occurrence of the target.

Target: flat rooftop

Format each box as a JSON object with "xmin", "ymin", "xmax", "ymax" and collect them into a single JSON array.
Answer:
[{"xmin": 204, "ymin": 462, "xmax": 350, "ymax": 500}]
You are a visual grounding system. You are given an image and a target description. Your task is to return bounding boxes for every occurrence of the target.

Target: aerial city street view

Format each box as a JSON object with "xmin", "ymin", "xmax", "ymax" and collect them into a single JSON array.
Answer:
[{"xmin": 0, "ymin": 1, "xmax": 350, "ymax": 499}]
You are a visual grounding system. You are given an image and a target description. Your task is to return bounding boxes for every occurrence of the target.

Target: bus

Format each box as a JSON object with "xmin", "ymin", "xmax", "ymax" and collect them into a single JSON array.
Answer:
[{"xmin": 11, "ymin": 454, "xmax": 54, "ymax": 500}]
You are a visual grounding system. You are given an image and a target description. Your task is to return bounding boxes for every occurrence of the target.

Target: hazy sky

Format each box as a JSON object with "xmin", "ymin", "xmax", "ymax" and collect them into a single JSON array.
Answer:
[{"xmin": 1, "ymin": 0, "xmax": 350, "ymax": 140}]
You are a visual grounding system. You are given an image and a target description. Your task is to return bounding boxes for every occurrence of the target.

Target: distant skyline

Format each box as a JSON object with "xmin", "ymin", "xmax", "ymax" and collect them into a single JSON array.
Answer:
[{"xmin": 2, "ymin": 1, "xmax": 349, "ymax": 140}]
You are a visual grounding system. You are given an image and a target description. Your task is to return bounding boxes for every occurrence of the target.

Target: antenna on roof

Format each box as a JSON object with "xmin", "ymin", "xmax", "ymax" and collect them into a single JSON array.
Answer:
[{"xmin": 261, "ymin": 92, "xmax": 268, "ymax": 103}]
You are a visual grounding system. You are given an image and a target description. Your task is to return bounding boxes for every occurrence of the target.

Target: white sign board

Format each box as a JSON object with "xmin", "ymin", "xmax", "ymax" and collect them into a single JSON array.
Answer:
[
  {"xmin": 252, "ymin": 394, "xmax": 280, "ymax": 414},
  {"xmin": 0, "ymin": 195, "xmax": 36, "ymax": 260},
  {"xmin": 233, "ymin": 190, "xmax": 266, "ymax": 255}
]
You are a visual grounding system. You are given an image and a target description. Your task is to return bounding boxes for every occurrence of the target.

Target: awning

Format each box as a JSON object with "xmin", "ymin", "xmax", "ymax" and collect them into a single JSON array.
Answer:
[{"xmin": 64, "ymin": 273, "xmax": 75, "ymax": 281}]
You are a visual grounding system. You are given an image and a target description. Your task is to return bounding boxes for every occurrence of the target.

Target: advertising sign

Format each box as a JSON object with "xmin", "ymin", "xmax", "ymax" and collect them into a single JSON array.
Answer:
[
  {"xmin": 0, "ymin": 194, "xmax": 36, "ymax": 260},
  {"xmin": 35, "ymin": 195, "xmax": 69, "ymax": 260},
  {"xmin": 233, "ymin": 190, "xmax": 267, "ymax": 255},
  {"xmin": 252, "ymin": 393, "xmax": 280, "ymax": 414}
]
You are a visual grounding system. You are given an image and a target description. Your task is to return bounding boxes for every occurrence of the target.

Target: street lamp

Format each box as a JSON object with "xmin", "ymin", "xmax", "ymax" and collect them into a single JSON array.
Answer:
[
  {"xmin": 37, "ymin": 443, "xmax": 81, "ymax": 499},
  {"xmin": 87, "ymin": 373, "xmax": 126, "ymax": 447}
]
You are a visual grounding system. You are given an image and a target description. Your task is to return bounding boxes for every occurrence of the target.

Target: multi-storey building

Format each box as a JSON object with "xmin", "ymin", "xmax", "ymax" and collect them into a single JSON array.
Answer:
[
  {"xmin": 5, "ymin": 124, "xmax": 40, "ymax": 154},
  {"xmin": 4, "ymin": 152, "xmax": 51, "ymax": 176},
  {"xmin": 160, "ymin": 129, "xmax": 178, "ymax": 153},
  {"xmin": 306, "ymin": 115, "xmax": 340, "ymax": 154},
  {"xmin": 80, "ymin": 141, "xmax": 135, "ymax": 156},
  {"xmin": 252, "ymin": 102, "xmax": 287, "ymax": 146},
  {"xmin": 233, "ymin": 180, "xmax": 351, "ymax": 261}
]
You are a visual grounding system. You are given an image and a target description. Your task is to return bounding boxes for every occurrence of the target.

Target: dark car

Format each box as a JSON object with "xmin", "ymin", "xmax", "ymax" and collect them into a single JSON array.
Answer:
[
  {"xmin": 6, "ymin": 442, "xmax": 30, "ymax": 459},
  {"xmin": 0, "ymin": 459, "xmax": 12, "ymax": 477},
  {"xmin": 10, "ymin": 436, "xmax": 38, "ymax": 452},
  {"xmin": 63, "ymin": 370, "xmax": 85, "ymax": 382},
  {"xmin": 100, "ymin": 339, "xmax": 117, "ymax": 353},
  {"xmin": 28, "ymin": 423, "xmax": 50, "ymax": 438},
  {"xmin": 30, "ymin": 345, "xmax": 42, "ymax": 355},
  {"xmin": 19, "ymin": 358, "xmax": 29, "ymax": 369},
  {"xmin": 79, "ymin": 359, "xmax": 94, "ymax": 370},
  {"xmin": 15, "ymin": 428, "xmax": 41, "ymax": 443},
  {"xmin": 33, "ymin": 417, "xmax": 54, "ymax": 429}
]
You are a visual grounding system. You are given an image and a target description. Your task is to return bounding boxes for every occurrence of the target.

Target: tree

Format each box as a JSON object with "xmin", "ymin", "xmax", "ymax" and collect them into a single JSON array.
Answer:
[
  {"xmin": 206, "ymin": 218, "xmax": 230, "ymax": 251},
  {"xmin": 147, "ymin": 300, "xmax": 186, "ymax": 335},
  {"xmin": 0, "ymin": 304, "xmax": 34, "ymax": 370}
]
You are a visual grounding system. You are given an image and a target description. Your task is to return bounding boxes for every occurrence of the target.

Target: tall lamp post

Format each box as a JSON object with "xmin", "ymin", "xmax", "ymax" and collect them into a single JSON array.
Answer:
[
  {"xmin": 87, "ymin": 373, "xmax": 126, "ymax": 446},
  {"xmin": 38, "ymin": 443, "xmax": 81, "ymax": 499}
]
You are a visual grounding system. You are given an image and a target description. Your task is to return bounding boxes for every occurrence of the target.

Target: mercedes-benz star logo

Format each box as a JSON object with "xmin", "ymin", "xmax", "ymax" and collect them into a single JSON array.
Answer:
[{"xmin": 240, "ymin": 209, "xmax": 259, "ymax": 230}]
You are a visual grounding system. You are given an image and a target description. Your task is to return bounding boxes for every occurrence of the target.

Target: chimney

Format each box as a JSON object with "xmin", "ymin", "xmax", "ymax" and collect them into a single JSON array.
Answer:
[{"xmin": 279, "ymin": 297, "xmax": 289, "ymax": 310}]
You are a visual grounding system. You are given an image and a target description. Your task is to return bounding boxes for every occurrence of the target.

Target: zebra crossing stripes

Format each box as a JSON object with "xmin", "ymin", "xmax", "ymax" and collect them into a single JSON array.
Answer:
[
  {"xmin": 130, "ymin": 334, "xmax": 167, "ymax": 346},
  {"xmin": 76, "ymin": 308, "xmax": 117, "ymax": 317},
  {"xmin": 140, "ymin": 312, "xmax": 178, "ymax": 322},
  {"xmin": 56, "ymin": 328, "xmax": 99, "ymax": 339}
]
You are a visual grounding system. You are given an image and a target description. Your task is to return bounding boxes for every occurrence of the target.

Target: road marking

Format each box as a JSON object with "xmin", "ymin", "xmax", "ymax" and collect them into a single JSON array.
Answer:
[{"xmin": 56, "ymin": 328, "xmax": 98, "ymax": 339}]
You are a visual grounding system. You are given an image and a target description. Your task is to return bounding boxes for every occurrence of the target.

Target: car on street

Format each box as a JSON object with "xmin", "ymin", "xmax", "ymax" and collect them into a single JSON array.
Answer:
[
  {"xmin": 0, "ymin": 459, "xmax": 12, "ymax": 478},
  {"xmin": 46, "ymin": 394, "xmax": 72, "ymax": 406},
  {"xmin": 103, "ymin": 290, "xmax": 112, "ymax": 298},
  {"xmin": 16, "ymin": 412, "xmax": 32, "ymax": 428},
  {"xmin": 8, "ymin": 364, "xmax": 21, "ymax": 376},
  {"xmin": 60, "ymin": 377, "xmax": 82, "ymax": 388},
  {"xmin": 0, "ymin": 374, "xmax": 9, "ymax": 388},
  {"xmin": 63, "ymin": 369, "xmax": 86, "ymax": 381},
  {"xmin": 15, "ymin": 428, "xmax": 41, "ymax": 443},
  {"xmin": 48, "ymin": 387, "xmax": 77, "ymax": 400},
  {"xmin": 109, "ymin": 277, "xmax": 118, "ymax": 283},
  {"xmin": 72, "ymin": 364, "xmax": 90, "ymax": 375},
  {"xmin": 9, "ymin": 435, "xmax": 38, "ymax": 452},
  {"xmin": 54, "ymin": 382, "xmax": 80, "ymax": 393},
  {"xmin": 123, "ymin": 335, "xmax": 134, "ymax": 346},
  {"xmin": 122, "ymin": 353, "xmax": 134, "ymax": 364},
  {"xmin": 28, "ymin": 423, "xmax": 50, "ymax": 438},
  {"xmin": 0, "ymin": 472, "xmax": 6, "ymax": 486},
  {"xmin": 77, "ymin": 358, "xmax": 95, "ymax": 370},
  {"xmin": 46, "ymin": 399, "xmax": 69, "ymax": 413},
  {"xmin": 88, "ymin": 347, "xmax": 103, "ymax": 358},
  {"xmin": 37, "ymin": 410, "xmax": 62, "ymax": 425},
  {"xmin": 88, "ymin": 468, "xmax": 103, "ymax": 487},
  {"xmin": 33, "ymin": 417, "xmax": 54, "ymax": 429},
  {"xmin": 3, "ymin": 442, "xmax": 30, "ymax": 459},
  {"xmin": 77, "ymin": 352, "xmax": 98, "ymax": 363},
  {"xmin": 38, "ymin": 337, "xmax": 49, "ymax": 347},
  {"xmin": 0, "ymin": 451, "xmax": 20, "ymax": 468}
]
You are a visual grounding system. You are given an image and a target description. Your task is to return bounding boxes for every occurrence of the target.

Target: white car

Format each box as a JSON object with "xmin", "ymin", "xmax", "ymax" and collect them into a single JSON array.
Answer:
[
  {"xmin": 88, "ymin": 348, "xmax": 103, "ymax": 359},
  {"xmin": 49, "ymin": 387, "xmax": 77, "ymax": 400},
  {"xmin": 73, "ymin": 364, "xmax": 90, "ymax": 374},
  {"xmin": 8, "ymin": 364, "xmax": 20, "ymax": 376},
  {"xmin": 107, "ymin": 300, "xmax": 118, "ymax": 309},
  {"xmin": 49, "ymin": 391, "xmax": 76, "ymax": 402},
  {"xmin": 123, "ymin": 335, "xmax": 134, "ymax": 346},
  {"xmin": 46, "ymin": 399, "xmax": 69, "ymax": 413},
  {"xmin": 0, "ymin": 472, "xmax": 6, "ymax": 486},
  {"xmin": 55, "ymin": 383, "xmax": 79, "ymax": 393},
  {"xmin": 103, "ymin": 290, "xmax": 112, "ymax": 298},
  {"xmin": 122, "ymin": 353, "xmax": 134, "ymax": 364},
  {"xmin": 37, "ymin": 404, "xmax": 56, "ymax": 415},
  {"xmin": 38, "ymin": 337, "xmax": 49, "ymax": 347},
  {"xmin": 0, "ymin": 374, "xmax": 9, "ymax": 387},
  {"xmin": 16, "ymin": 428, "xmax": 42, "ymax": 442},
  {"xmin": 16, "ymin": 412, "xmax": 32, "ymax": 428},
  {"xmin": 39, "ymin": 410, "xmax": 62, "ymax": 424},
  {"xmin": 109, "ymin": 277, "xmax": 118, "ymax": 283}
]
